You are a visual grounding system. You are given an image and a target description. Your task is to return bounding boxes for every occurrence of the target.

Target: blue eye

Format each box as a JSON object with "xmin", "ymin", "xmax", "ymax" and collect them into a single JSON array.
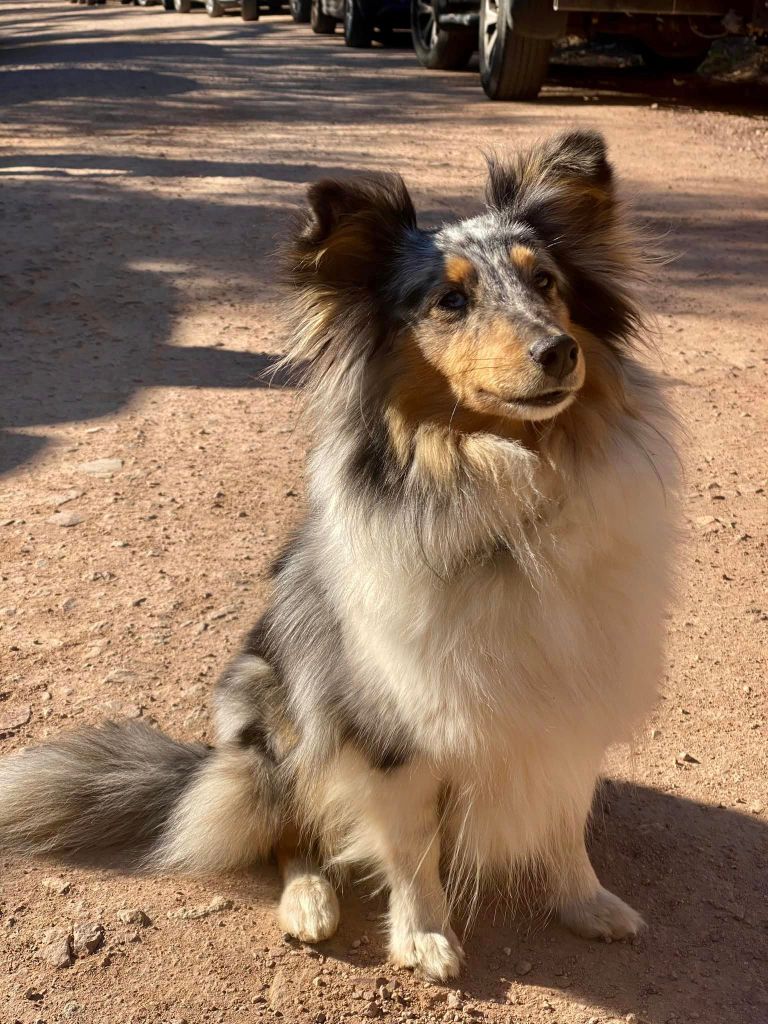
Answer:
[{"xmin": 438, "ymin": 290, "xmax": 467, "ymax": 311}]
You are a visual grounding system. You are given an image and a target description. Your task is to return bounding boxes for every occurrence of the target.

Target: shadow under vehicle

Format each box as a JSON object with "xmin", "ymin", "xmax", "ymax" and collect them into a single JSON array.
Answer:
[
  {"xmin": 411, "ymin": 0, "xmax": 768, "ymax": 99},
  {"xmin": 306, "ymin": 0, "xmax": 410, "ymax": 47}
]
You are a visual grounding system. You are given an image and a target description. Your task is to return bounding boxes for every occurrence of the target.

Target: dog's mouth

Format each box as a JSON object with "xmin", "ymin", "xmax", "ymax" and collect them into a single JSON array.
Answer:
[{"xmin": 478, "ymin": 387, "xmax": 577, "ymax": 417}]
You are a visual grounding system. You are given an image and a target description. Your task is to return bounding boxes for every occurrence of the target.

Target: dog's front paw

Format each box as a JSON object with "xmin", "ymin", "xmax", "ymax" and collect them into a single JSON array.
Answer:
[
  {"xmin": 559, "ymin": 885, "xmax": 644, "ymax": 942},
  {"xmin": 278, "ymin": 874, "xmax": 340, "ymax": 943},
  {"xmin": 390, "ymin": 926, "xmax": 464, "ymax": 981}
]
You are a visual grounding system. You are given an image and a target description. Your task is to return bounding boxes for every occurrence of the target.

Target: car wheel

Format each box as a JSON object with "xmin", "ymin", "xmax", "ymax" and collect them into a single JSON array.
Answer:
[
  {"xmin": 343, "ymin": 0, "xmax": 372, "ymax": 47},
  {"xmin": 241, "ymin": 0, "xmax": 260, "ymax": 18},
  {"xmin": 205, "ymin": 0, "xmax": 224, "ymax": 15},
  {"xmin": 411, "ymin": 0, "xmax": 474, "ymax": 69},
  {"xmin": 479, "ymin": 0, "xmax": 551, "ymax": 99},
  {"xmin": 174, "ymin": 0, "xmax": 192, "ymax": 9},
  {"xmin": 289, "ymin": 0, "xmax": 311, "ymax": 21},
  {"xmin": 163, "ymin": 0, "xmax": 175, "ymax": 9},
  {"xmin": 310, "ymin": 0, "xmax": 336, "ymax": 33}
]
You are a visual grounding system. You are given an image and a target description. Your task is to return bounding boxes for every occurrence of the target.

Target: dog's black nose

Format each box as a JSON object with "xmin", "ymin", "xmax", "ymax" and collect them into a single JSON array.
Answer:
[{"xmin": 529, "ymin": 334, "xmax": 579, "ymax": 381}]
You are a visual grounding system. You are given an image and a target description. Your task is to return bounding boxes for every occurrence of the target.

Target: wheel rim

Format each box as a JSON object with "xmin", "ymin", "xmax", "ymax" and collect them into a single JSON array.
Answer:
[
  {"xmin": 414, "ymin": 0, "xmax": 437, "ymax": 50},
  {"xmin": 482, "ymin": 0, "xmax": 499, "ymax": 63}
]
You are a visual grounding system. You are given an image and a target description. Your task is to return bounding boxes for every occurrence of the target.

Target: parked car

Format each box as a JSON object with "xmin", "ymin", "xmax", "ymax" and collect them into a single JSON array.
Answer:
[
  {"xmin": 309, "ymin": 0, "xmax": 410, "ymax": 46},
  {"xmin": 411, "ymin": 0, "xmax": 768, "ymax": 99},
  {"xmin": 167, "ymin": 0, "xmax": 283, "ymax": 18}
]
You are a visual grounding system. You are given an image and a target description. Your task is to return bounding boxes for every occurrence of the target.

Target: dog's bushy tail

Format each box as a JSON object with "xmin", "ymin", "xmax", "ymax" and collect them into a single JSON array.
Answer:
[{"xmin": 0, "ymin": 720, "xmax": 283, "ymax": 873}]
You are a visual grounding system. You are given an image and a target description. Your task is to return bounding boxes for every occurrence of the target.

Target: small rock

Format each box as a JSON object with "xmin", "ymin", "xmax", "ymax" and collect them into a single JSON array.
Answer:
[
  {"xmin": 41, "ymin": 926, "xmax": 73, "ymax": 968},
  {"xmin": 61, "ymin": 1001, "xmax": 81, "ymax": 1019},
  {"xmin": 168, "ymin": 895, "xmax": 233, "ymax": 920},
  {"xmin": 676, "ymin": 751, "xmax": 700, "ymax": 764},
  {"xmin": 502, "ymin": 946, "xmax": 512, "ymax": 956},
  {"xmin": 447, "ymin": 992, "xmax": 462, "ymax": 1009},
  {"xmin": 0, "ymin": 703, "xmax": 32, "ymax": 732},
  {"xmin": 103, "ymin": 669, "xmax": 138, "ymax": 686},
  {"xmin": 42, "ymin": 876, "xmax": 71, "ymax": 896},
  {"xmin": 47, "ymin": 511, "xmax": 84, "ymax": 528},
  {"xmin": 750, "ymin": 803, "xmax": 764, "ymax": 815},
  {"xmin": 515, "ymin": 960, "xmax": 533, "ymax": 976},
  {"xmin": 72, "ymin": 922, "xmax": 104, "ymax": 957},
  {"xmin": 51, "ymin": 490, "xmax": 83, "ymax": 507},
  {"xmin": 78, "ymin": 458, "xmax": 123, "ymax": 476},
  {"xmin": 117, "ymin": 908, "xmax": 150, "ymax": 927},
  {"xmin": 24, "ymin": 988, "xmax": 44, "ymax": 1002},
  {"xmin": 351, "ymin": 938, "xmax": 361, "ymax": 949},
  {"xmin": 60, "ymin": 597, "xmax": 77, "ymax": 613}
]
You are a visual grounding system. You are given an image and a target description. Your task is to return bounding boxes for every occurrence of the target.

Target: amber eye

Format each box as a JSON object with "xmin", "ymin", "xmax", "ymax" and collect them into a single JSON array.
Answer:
[
  {"xmin": 533, "ymin": 270, "xmax": 554, "ymax": 292},
  {"xmin": 437, "ymin": 290, "xmax": 467, "ymax": 311}
]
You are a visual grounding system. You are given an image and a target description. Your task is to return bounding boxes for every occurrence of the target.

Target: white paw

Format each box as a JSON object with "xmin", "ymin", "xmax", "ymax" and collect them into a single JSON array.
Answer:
[
  {"xmin": 390, "ymin": 927, "xmax": 464, "ymax": 981},
  {"xmin": 560, "ymin": 885, "xmax": 645, "ymax": 942},
  {"xmin": 277, "ymin": 874, "xmax": 340, "ymax": 943}
]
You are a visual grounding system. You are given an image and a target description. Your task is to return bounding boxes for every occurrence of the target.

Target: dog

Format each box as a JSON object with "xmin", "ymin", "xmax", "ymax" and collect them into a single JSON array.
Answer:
[{"xmin": 0, "ymin": 130, "xmax": 679, "ymax": 981}]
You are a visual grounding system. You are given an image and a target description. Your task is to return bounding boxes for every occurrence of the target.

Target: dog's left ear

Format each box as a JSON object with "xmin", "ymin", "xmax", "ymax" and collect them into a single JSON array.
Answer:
[
  {"xmin": 488, "ymin": 131, "xmax": 643, "ymax": 345},
  {"xmin": 486, "ymin": 130, "xmax": 617, "ymax": 243},
  {"xmin": 287, "ymin": 173, "xmax": 417, "ymax": 292}
]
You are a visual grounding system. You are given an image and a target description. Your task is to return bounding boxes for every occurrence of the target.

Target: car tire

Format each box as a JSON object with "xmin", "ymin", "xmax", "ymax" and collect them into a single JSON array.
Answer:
[
  {"xmin": 311, "ymin": 0, "xmax": 336, "ymax": 33},
  {"xmin": 174, "ymin": 0, "xmax": 192, "ymax": 9},
  {"xmin": 163, "ymin": 0, "xmax": 175, "ymax": 9},
  {"xmin": 411, "ymin": 0, "xmax": 474, "ymax": 70},
  {"xmin": 241, "ymin": 0, "xmax": 260, "ymax": 18},
  {"xmin": 479, "ymin": 0, "xmax": 551, "ymax": 100},
  {"xmin": 343, "ymin": 0, "xmax": 372, "ymax": 47},
  {"xmin": 205, "ymin": 0, "xmax": 224, "ymax": 15},
  {"xmin": 290, "ymin": 0, "xmax": 311, "ymax": 20}
]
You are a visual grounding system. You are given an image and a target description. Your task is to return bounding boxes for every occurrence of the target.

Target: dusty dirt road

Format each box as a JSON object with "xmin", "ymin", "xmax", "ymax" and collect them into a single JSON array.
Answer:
[{"xmin": 1, "ymin": 4, "xmax": 767, "ymax": 1024}]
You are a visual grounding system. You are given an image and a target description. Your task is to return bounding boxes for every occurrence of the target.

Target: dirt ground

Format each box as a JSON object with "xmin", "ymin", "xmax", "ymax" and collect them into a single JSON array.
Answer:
[{"xmin": 1, "ymin": 4, "xmax": 767, "ymax": 1024}]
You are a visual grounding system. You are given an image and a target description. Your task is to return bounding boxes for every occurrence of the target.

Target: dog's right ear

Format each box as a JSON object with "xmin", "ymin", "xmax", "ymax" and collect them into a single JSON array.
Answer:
[{"xmin": 286, "ymin": 174, "xmax": 417, "ymax": 292}]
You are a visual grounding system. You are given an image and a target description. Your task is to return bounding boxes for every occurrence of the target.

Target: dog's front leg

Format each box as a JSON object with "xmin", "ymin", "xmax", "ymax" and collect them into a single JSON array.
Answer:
[
  {"xmin": 553, "ymin": 829, "xmax": 645, "ymax": 942},
  {"xmin": 362, "ymin": 763, "xmax": 463, "ymax": 981}
]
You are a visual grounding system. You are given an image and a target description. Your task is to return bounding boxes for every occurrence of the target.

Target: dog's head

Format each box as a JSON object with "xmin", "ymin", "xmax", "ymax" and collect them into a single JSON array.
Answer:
[{"xmin": 284, "ymin": 130, "xmax": 643, "ymax": 438}]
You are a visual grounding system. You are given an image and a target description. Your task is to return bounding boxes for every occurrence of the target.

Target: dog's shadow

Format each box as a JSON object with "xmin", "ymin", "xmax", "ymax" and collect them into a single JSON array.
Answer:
[
  {"xmin": 64, "ymin": 781, "xmax": 766, "ymax": 1023},
  {"xmin": 312, "ymin": 781, "xmax": 768, "ymax": 1023}
]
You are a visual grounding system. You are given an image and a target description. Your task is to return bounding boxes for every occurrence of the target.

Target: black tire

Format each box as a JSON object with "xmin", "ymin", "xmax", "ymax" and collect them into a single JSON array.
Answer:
[
  {"xmin": 311, "ymin": 0, "xmax": 336, "ymax": 33},
  {"xmin": 411, "ymin": 0, "xmax": 474, "ymax": 70},
  {"xmin": 205, "ymin": 0, "xmax": 224, "ymax": 15},
  {"xmin": 290, "ymin": 0, "xmax": 311, "ymax": 21},
  {"xmin": 479, "ymin": 0, "xmax": 551, "ymax": 100},
  {"xmin": 343, "ymin": 0, "xmax": 372, "ymax": 47},
  {"xmin": 241, "ymin": 0, "xmax": 260, "ymax": 18},
  {"xmin": 163, "ymin": 0, "xmax": 175, "ymax": 9},
  {"xmin": 174, "ymin": 0, "xmax": 192, "ymax": 9}
]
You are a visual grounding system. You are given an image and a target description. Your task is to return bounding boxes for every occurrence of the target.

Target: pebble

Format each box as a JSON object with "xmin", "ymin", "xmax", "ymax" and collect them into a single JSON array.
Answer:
[
  {"xmin": 42, "ymin": 876, "xmax": 71, "ymax": 896},
  {"xmin": 72, "ymin": 922, "xmax": 104, "ymax": 956},
  {"xmin": 41, "ymin": 925, "xmax": 73, "ymax": 968},
  {"xmin": 47, "ymin": 511, "xmax": 84, "ymax": 528},
  {"xmin": 446, "ymin": 992, "xmax": 462, "ymax": 1009},
  {"xmin": 168, "ymin": 895, "xmax": 233, "ymax": 920},
  {"xmin": 676, "ymin": 751, "xmax": 700, "ymax": 764},
  {"xmin": 103, "ymin": 669, "xmax": 138, "ymax": 685},
  {"xmin": 78, "ymin": 458, "xmax": 123, "ymax": 476},
  {"xmin": 117, "ymin": 908, "xmax": 150, "ymax": 927},
  {"xmin": 502, "ymin": 946, "xmax": 511, "ymax": 956},
  {"xmin": 515, "ymin": 960, "xmax": 533, "ymax": 976},
  {"xmin": 0, "ymin": 702, "xmax": 32, "ymax": 732},
  {"xmin": 61, "ymin": 1001, "xmax": 81, "ymax": 1019},
  {"xmin": 24, "ymin": 988, "xmax": 44, "ymax": 1002},
  {"xmin": 51, "ymin": 490, "xmax": 83, "ymax": 507}
]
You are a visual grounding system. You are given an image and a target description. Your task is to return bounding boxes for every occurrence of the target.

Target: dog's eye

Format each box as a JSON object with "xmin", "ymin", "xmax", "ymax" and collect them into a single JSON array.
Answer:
[
  {"xmin": 437, "ymin": 290, "xmax": 467, "ymax": 311},
  {"xmin": 533, "ymin": 271, "xmax": 554, "ymax": 292}
]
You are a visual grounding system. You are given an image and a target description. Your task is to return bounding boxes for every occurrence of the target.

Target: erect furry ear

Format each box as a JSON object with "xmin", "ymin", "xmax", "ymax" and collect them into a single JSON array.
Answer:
[
  {"xmin": 287, "ymin": 173, "xmax": 417, "ymax": 291},
  {"xmin": 487, "ymin": 130, "xmax": 645, "ymax": 346},
  {"xmin": 280, "ymin": 174, "xmax": 417, "ymax": 391},
  {"xmin": 486, "ymin": 130, "xmax": 613, "ymax": 213}
]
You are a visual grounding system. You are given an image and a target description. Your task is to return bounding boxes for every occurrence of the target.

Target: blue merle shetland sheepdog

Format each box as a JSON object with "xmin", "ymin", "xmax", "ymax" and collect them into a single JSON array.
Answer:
[{"xmin": 0, "ymin": 130, "xmax": 679, "ymax": 980}]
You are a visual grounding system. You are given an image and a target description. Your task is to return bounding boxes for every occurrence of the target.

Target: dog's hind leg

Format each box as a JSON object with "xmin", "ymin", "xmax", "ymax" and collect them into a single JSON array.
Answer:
[{"xmin": 276, "ymin": 825, "xmax": 340, "ymax": 943}]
